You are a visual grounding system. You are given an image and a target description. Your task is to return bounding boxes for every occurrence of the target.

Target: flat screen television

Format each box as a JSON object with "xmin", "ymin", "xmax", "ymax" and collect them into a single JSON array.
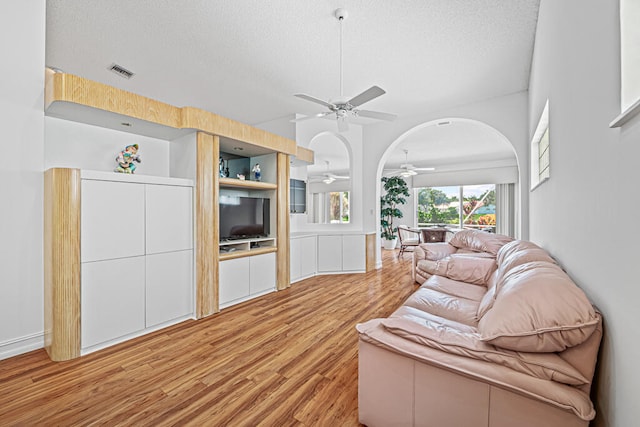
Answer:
[{"xmin": 219, "ymin": 196, "xmax": 270, "ymax": 240}]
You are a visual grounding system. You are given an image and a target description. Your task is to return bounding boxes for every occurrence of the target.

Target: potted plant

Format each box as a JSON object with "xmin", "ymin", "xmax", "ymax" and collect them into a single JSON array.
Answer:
[{"xmin": 380, "ymin": 176, "xmax": 410, "ymax": 250}]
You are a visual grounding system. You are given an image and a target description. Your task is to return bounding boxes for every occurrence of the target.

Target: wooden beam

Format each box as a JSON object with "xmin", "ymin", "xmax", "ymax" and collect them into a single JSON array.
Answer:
[
  {"xmin": 44, "ymin": 168, "xmax": 81, "ymax": 361},
  {"xmin": 196, "ymin": 132, "xmax": 218, "ymax": 317},
  {"xmin": 276, "ymin": 153, "xmax": 291, "ymax": 290}
]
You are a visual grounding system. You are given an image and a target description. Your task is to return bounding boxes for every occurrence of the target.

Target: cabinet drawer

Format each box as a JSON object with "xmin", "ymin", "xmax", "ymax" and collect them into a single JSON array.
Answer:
[
  {"xmin": 81, "ymin": 257, "xmax": 145, "ymax": 349},
  {"xmin": 219, "ymin": 258, "xmax": 250, "ymax": 305},
  {"xmin": 145, "ymin": 184, "xmax": 193, "ymax": 254},
  {"xmin": 146, "ymin": 250, "xmax": 193, "ymax": 327},
  {"xmin": 250, "ymin": 252, "xmax": 276, "ymax": 294},
  {"xmin": 81, "ymin": 179, "xmax": 145, "ymax": 262}
]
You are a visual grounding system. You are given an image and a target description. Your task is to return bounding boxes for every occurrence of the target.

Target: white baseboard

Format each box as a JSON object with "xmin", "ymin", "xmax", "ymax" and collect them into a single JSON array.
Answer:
[{"xmin": 0, "ymin": 332, "xmax": 44, "ymax": 360}]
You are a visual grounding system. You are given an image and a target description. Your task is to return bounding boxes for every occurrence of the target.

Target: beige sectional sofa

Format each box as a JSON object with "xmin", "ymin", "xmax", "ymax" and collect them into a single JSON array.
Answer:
[{"xmin": 357, "ymin": 230, "xmax": 602, "ymax": 427}]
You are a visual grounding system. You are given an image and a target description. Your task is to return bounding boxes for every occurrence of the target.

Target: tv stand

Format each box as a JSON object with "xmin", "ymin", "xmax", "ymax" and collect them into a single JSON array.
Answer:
[{"xmin": 219, "ymin": 237, "xmax": 276, "ymax": 260}]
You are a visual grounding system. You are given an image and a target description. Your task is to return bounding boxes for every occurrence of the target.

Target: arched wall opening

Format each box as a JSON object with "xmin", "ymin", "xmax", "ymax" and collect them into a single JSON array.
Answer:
[{"xmin": 375, "ymin": 117, "xmax": 521, "ymax": 266}]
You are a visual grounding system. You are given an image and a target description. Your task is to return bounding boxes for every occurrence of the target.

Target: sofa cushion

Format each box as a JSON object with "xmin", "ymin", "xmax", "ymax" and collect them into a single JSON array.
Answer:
[
  {"xmin": 478, "ymin": 261, "xmax": 599, "ymax": 352},
  {"xmin": 448, "ymin": 229, "xmax": 514, "ymax": 256},
  {"xmin": 477, "ymin": 243, "xmax": 558, "ymax": 319},
  {"xmin": 404, "ymin": 288, "xmax": 480, "ymax": 326},
  {"xmin": 381, "ymin": 316, "xmax": 590, "ymax": 386},
  {"xmin": 421, "ymin": 275, "xmax": 487, "ymax": 302},
  {"xmin": 416, "ymin": 242, "xmax": 458, "ymax": 261}
]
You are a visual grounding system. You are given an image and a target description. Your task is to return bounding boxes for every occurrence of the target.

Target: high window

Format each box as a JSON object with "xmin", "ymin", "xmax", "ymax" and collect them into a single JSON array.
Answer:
[
  {"xmin": 531, "ymin": 99, "xmax": 550, "ymax": 189},
  {"xmin": 417, "ymin": 184, "xmax": 496, "ymax": 231}
]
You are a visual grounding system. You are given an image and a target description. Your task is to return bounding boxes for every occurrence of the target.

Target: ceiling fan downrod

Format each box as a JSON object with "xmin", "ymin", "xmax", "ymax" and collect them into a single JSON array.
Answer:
[{"xmin": 335, "ymin": 8, "xmax": 348, "ymax": 98}]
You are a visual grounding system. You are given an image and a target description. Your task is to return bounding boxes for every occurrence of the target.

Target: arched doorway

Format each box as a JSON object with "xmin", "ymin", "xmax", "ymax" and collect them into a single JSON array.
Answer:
[{"xmin": 375, "ymin": 118, "xmax": 520, "ymax": 262}]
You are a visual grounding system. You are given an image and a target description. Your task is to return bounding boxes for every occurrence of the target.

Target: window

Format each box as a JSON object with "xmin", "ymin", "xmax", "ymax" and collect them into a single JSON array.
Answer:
[
  {"xmin": 530, "ymin": 99, "xmax": 550, "ymax": 189},
  {"xmin": 329, "ymin": 191, "xmax": 349, "ymax": 223},
  {"xmin": 417, "ymin": 185, "xmax": 496, "ymax": 231},
  {"xmin": 612, "ymin": 0, "xmax": 640, "ymax": 126},
  {"xmin": 289, "ymin": 179, "xmax": 306, "ymax": 213}
]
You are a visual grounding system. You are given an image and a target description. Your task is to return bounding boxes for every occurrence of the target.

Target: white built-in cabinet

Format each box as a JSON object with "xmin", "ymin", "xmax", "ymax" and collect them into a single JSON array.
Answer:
[
  {"xmin": 80, "ymin": 171, "xmax": 194, "ymax": 353},
  {"xmin": 289, "ymin": 232, "xmax": 368, "ymax": 281},
  {"xmin": 317, "ymin": 234, "xmax": 366, "ymax": 273},
  {"xmin": 290, "ymin": 235, "xmax": 317, "ymax": 283},
  {"xmin": 219, "ymin": 252, "xmax": 276, "ymax": 308}
]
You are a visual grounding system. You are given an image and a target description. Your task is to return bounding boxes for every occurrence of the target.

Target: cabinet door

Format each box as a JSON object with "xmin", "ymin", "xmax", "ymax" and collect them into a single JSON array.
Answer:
[
  {"xmin": 146, "ymin": 250, "xmax": 193, "ymax": 327},
  {"xmin": 343, "ymin": 234, "xmax": 366, "ymax": 271},
  {"xmin": 219, "ymin": 258, "xmax": 250, "ymax": 306},
  {"xmin": 317, "ymin": 235, "xmax": 342, "ymax": 272},
  {"xmin": 290, "ymin": 238, "xmax": 302, "ymax": 282},
  {"xmin": 145, "ymin": 184, "xmax": 193, "ymax": 254},
  {"xmin": 81, "ymin": 257, "xmax": 145, "ymax": 349},
  {"xmin": 81, "ymin": 179, "xmax": 145, "ymax": 262},
  {"xmin": 299, "ymin": 236, "xmax": 317, "ymax": 279},
  {"xmin": 250, "ymin": 252, "xmax": 276, "ymax": 295}
]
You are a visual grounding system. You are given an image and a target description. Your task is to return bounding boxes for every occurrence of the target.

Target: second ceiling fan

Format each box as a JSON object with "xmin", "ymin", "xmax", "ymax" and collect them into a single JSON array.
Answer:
[{"xmin": 293, "ymin": 8, "xmax": 397, "ymax": 132}]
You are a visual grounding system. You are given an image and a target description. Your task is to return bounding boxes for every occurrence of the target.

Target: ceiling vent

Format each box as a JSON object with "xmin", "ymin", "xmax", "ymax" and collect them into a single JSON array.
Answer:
[{"xmin": 108, "ymin": 63, "xmax": 135, "ymax": 79}]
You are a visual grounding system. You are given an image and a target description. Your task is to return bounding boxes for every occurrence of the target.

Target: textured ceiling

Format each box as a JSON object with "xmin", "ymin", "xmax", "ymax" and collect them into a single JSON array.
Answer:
[{"xmin": 46, "ymin": 0, "xmax": 540, "ymax": 130}]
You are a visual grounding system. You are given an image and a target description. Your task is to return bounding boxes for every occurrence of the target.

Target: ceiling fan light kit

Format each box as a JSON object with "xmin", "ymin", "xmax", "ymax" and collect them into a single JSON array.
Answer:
[
  {"xmin": 386, "ymin": 149, "xmax": 435, "ymax": 177},
  {"xmin": 293, "ymin": 8, "xmax": 397, "ymax": 131}
]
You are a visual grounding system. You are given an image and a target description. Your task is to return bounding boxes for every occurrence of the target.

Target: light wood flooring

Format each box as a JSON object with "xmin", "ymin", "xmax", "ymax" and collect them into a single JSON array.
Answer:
[{"xmin": 0, "ymin": 249, "xmax": 417, "ymax": 426}]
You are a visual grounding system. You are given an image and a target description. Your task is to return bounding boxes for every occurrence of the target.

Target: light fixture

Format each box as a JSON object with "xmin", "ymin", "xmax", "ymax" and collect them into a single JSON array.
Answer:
[
  {"xmin": 400, "ymin": 169, "xmax": 417, "ymax": 177},
  {"xmin": 323, "ymin": 177, "xmax": 334, "ymax": 184}
]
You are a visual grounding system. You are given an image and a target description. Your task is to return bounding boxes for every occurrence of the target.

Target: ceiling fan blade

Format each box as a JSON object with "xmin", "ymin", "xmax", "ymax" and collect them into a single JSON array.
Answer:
[
  {"xmin": 329, "ymin": 173, "xmax": 350, "ymax": 179},
  {"xmin": 291, "ymin": 112, "xmax": 332, "ymax": 122},
  {"xmin": 347, "ymin": 85, "xmax": 386, "ymax": 107},
  {"xmin": 414, "ymin": 167, "xmax": 435, "ymax": 171},
  {"xmin": 356, "ymin": 109, "xmax": 398, "ymax": 121},
  {"xmin": 337, "ymin": 118, "xmax": 349, "ymax": 132},
  {"xmin": 294, "ymin": 93, "xmax": 336, "ymax": 109}
]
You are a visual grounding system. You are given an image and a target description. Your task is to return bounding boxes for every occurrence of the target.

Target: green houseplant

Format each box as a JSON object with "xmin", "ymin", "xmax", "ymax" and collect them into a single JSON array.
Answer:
[{"xmin": 380, "ymin": 176, "xmax": 410, "ymax": 249}]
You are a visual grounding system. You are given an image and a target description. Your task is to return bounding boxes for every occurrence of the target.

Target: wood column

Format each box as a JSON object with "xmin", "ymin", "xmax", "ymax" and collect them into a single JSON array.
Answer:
[
  {"xmin": 44, "ymin": 168, "xmax": 81, "ymax": 361},
  {"xmin": 276, "ymin": 153, "xmax": 290, "ymax": 290},
  {"xmin": 196, "ymin": 132, "xmax": 219, "ymax": 317}
]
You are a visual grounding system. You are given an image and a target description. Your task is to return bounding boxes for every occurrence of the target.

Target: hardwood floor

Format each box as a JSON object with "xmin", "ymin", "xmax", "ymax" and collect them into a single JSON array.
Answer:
[{"xmin": 0, "ymin": 249, "xmax": 417, "ymax": 426}]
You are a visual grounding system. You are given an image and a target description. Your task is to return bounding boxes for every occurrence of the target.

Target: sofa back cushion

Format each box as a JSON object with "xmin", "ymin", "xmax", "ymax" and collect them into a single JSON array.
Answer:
[
  {"xmin": 440, "ymin": 254, "xmax": 497, "ymax": 286},
  {"xmin": 449, "ymin": 229, "xmax": 513, "ymax": 256},
  {"xmin": 478, "ymin": 261, "xmax": 599, "ymax": 352},
  {"xmin": 476, "ymin": 240, "xmax": 560, "ymax": 320}
]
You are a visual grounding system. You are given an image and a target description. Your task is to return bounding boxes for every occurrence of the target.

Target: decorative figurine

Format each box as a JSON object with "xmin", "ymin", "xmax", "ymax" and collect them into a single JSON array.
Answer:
[
  {"xmin": 237, "ymin": 173, "xmax": 245, "ymax": 180},
  {"xmin": 219, "ymin": 157, "xmax": 225, "ymax": 178},
  {"xmin": 252, "ymin": 163, "xmax": 261, "ymax": 181},
  {"xmin": 114, "ymin": 144, "xmax": 141, "ymax": 174}
]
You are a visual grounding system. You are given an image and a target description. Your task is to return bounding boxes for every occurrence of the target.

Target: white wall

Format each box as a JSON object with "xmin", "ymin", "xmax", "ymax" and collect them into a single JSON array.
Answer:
[
  {"xmin": 0, "ymin": 0, "xmax": 46, "ymax": 359},
  {"xmin": 45, "ymin": 117, "xmax": 171, "ymax": 176},
  {"xmin": 529, "ymin": 2, "xmax": 639, "ymax": 426}
]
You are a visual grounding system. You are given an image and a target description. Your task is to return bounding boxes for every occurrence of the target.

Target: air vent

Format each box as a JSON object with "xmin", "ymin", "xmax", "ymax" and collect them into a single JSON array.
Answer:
[{"xmin": 108, "ymin": 63, "xmax": 135, "ymax": 79}]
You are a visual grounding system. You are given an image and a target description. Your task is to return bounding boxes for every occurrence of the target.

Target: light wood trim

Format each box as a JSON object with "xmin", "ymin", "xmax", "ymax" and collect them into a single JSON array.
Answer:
[
  {"xmin": 45, "ymin": 72, "xmax": 181, "ymax": 128},
  {"xmin": 219, "ymin": 247, "xmax": 277, "ymax": 261},
  {"xmin": 276, "ymin": 153, "xmax": 290, "ymax": 290},
  {"xmin": 218, "ymin": 177, "xmax": 277, "ymax": 190},
  {"xmin": 365, "ymin": 232, "xmax": 377, "ymax": 272},
  {"xmin": 294, "ymin": 146, "xmax": 314, "ymax": 164},
  {"xmin": 196, "ymin": 133, "xmax": 218, "ymax": 318},
  {"xmin": 44, "ymin": 168, "xmax": 81, "ymax": 361},
  {"xmin": 44, "ymin": 72, "xmax": 297, "ymax": 155},
  {"xmin": 181, "ymin": 107, "xmax": 297, "ymax": 155}
]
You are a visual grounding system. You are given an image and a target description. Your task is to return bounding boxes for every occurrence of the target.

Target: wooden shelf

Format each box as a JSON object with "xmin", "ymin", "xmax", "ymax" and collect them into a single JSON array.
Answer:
[
  {"xmin": 219, "ymin": 177, "xmax": 277, "ymax": 190},
  {"xmin": 219, "ymin": 246, "xmax": 277, "ymax": 261}
]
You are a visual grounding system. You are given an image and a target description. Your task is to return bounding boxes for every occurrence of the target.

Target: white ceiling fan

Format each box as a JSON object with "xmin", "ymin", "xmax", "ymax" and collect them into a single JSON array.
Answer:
[
  {"xmin": 385, "ymin": 149, "xmax": 435, "ymax": 177},
  {"xmin": 308, "ymin": 161, "xmax": 350, "ymax": 184},
  {"xmin": 293, "ymin": 8, "xmax": 397, "ymax": 132}
]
